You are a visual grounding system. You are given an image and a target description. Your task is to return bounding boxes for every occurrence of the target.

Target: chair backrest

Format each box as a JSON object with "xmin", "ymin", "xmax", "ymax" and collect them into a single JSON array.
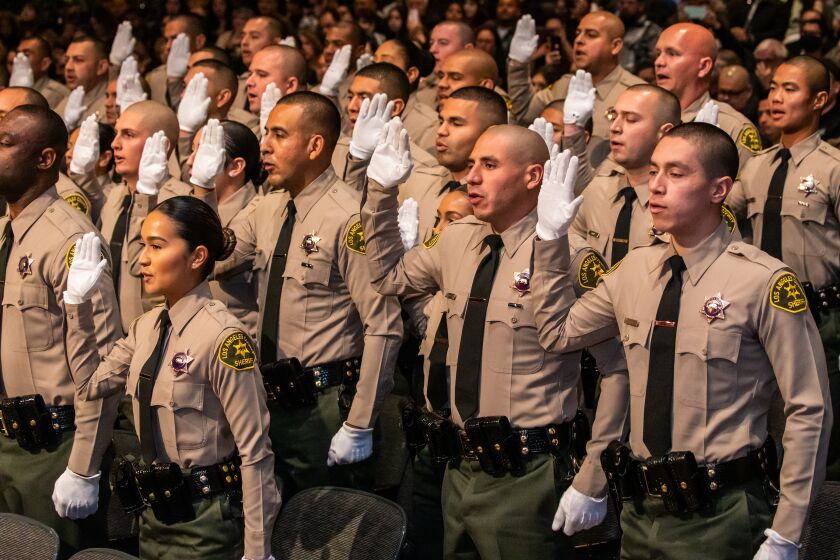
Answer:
[
  {"xmin": 272, "ymin": 486, "xmax": 407, "ymax": 560},
  {"xmin": 799, "ymin": 480, "xmax": 840, "ymax": 560},
  {"xmin": 69, "ymin": 549, "xmax": 139, "ymax": 560},
  {"xmin": 0, "ymin": 512, "xmax": 59, "ymax": 560}
]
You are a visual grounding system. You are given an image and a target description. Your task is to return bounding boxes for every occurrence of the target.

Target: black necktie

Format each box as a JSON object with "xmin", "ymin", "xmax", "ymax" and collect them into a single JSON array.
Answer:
[
  {"xmin": 110, "ymin": 193, "xmax": 131, "ymax": 295},
  {"xmin": 643, "ymin": 255, "xmax": 685, "ymax": 456},
  {"xmin": 442, "ymin": 180, "xmax": 463, "ymax": 194},
  {"xmin": 455, "ymin": 234, "xmax": 504, "ymax": 420},
  {"xmin": 138, "ymin": 310, "xmax": 170, "ymax": 464},
  {"xmin": 611, "ymin": 186, "xmax": 637, "ymax": 266},
  {"xmin": 426, "ymin": 313, "xmax": 449, "ymax": 410},
  {"xmin": 260, "ymin": 200, "xmax": 296, "ymax": 363},
  {"xmin": 760, "ymin": 148, "xmax": 791, "ymax": 260},
  {"xmin": 0, "ymin": 221, "xmax": 13, "ymax": 387}
]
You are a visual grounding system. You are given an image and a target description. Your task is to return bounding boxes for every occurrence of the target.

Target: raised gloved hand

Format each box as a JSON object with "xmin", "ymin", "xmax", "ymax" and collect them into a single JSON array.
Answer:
[
  {"xmin": 327, "ymin": 422, "xmax": 374, "ymax": 466},
  {"xmin": 190, "ymin": 119, "xmax": 226, "ymax": 189},
  {"xmin": 117, "ymin": 56, "xmax": 147, "ymax": 112},
  {"xmin": 753, "ymin": 529, "xmax": 799, "ymax": 560},
  {"xmin": 564, "ymin": 70, "xmax": 596, "ymax": 126},
  {"xmin": 368, "ymin": 117, "xmax": 413, "ymax": 189},
  {"xmin": 536, "ymin": 149, "xmax": 582, "ymax": 240},
  {"xmin": 166, "ymin": 33, "xmax": 190, "ymax": 78},
  {"xmin": 259, "ymin": 82, "xmax": 283, "ymax": 136},
  {"xmin": 279, "ymin": 36, "xmax": 296, "ymax": 47},
  {"xmin": 349, "ymin": 93, "xmax": 395, "ymax": 160},
  {"xmin": 398, "ymin": 198, "xmax": 420, "ymax": 250},
  {"xmin": 136, "ymin": 131, "xmax": 170, "ymax": 196},
  {"xmin": 552, "ymin": 486, "xmax": 607, "ymax": 536},
  {"xmin": 529, "ymin": 117, "xmax": 559, "ymax": 155},
  {"xmin": 69, "ymin": 114, "xmax": 100, "ymax": 176},
  {"xmin": 52, "ymin": 467, "xmax": 101, "ymax": 520},
  {"xmin": 694, "ymin": 100, "xmax": 719, "ymax": 127},
  {"xmin": 64, "ymin": 232, "xmax": 108, "ymax": 305},
  {"xmin": 109, "ymin": 21, "xmax": 136, "ymax": 66},
  {"xmin": 242, "ymin": 555, "xmax": 276, "ymax": 560},
  {"xmin": 356, "ymin": 52, "xmax": 374, "ymax": 70},
  {"xmin": 178, "ymin": 71, "xmax": 211, "ymax": 133},
  {"xmin": 509, "ymin": 15, "xmax": 539, "ymax": 63},
  {"xmin": 63, "ymin": 86, "xmax": 88, "ymax": 130},
  {"xmin": 9, "ymin": 52, "xmax": 34, "ymax": 88},
  {"xmin": 320, "ymin": 44, "xmax": 352, "ymax": 97}
]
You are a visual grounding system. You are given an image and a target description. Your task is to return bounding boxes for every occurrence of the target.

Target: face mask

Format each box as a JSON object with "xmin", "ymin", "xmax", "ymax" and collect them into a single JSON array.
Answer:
[{"xmin": 800, "ymin": 32, "xmax": 823, "ymax": 52}]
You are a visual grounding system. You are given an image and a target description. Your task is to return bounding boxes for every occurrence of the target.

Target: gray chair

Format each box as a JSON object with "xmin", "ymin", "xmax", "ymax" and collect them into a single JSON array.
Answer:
[
  {"xmin": 272, "ymin": 486, "xmax": 407, "ymax": 560},
  {"xmin": 69, "ymin": 549, "xmax": 138, "ymax": 560},
  {"xmin": 800, "ymin": 480, "xmax": 840, "ymax": 559},
  {"xmin": 0, "ymin": 512, "xmax": 59, "ymax": 560}
]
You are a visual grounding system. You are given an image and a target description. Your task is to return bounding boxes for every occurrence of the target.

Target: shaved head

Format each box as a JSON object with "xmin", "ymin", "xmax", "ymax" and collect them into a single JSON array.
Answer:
[
  {"xmin": 486, "ymin": 125, "xmax": 550, "ymax": 166},
  {"xmin": 584, "ymin": 11, "xmax": 625, "ymax": 40},
  {"xmin": 784, "ymin": 55, "xmax": 830, "ymax": 94},
  {"xmin": 665, "ymin": 23, "xmax": 717, "ymax": 59},
  {"xmin": 438, "ymin": 48, "xmax": 500, "ymax": 102},
  {"xmin": 448, "ymin": 49, "xmax": 499, "ymax": 82},
  {"xmin": 120, "ymin": 101, "xmax": 179, "ymax": 152},
  {"xmin": 655, "ymin": 23, "xmax": 718, "ymax": 107},
  {"xmin": 720, "ymin": 64, "xmax": 750, "ymax": 86},
  {"xmin": 0, "ymin": 87, "xmax": 48, "ymax": 119}
]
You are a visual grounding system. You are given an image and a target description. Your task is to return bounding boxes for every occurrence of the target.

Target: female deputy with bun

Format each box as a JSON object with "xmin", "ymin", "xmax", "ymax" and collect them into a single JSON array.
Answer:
[{"xmin": 51, "ymin": 196, "xmax": 280, "ymax": 560}]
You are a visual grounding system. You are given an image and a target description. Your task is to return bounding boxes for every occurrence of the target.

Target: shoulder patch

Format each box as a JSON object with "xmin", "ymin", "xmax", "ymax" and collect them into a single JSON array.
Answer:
[
  {"xmin": 423, "ymin": 231, "xmax": 440, "ymax": 249},
  {"xmin": 738, "ymin": 126, "xmax": 762, "ymax": 153},
  {"xmin": 344, "ymin": 220, "xmax": 366, "ymax": 254},
  {"xmin": 64, "ymin": 193, "xmax": 91, "ymax": 216},
  {"xmin": 217, "ymin": 331, "xmax": 257, "ymax": 371},
  {"xmin": 503, "ymin": 95, "xmax": 513, "ymax": 113},
  {"xmin": 65, "ymin": 242, "xmax": 106, "ymax": 270},
  {"xmin": 578, "ymin": 251, "xmax": 608, "ymax": 290},
  {"xmin": 603, "ymin": 257, "xmax": 623, "ymax": 276},
  {"xmin": 769, "ymin": 272, "xmax": 808, "ymax": 314},
  {"xmin": 721, "ymin": 205, "xmax": 737, "ymax": 233}
]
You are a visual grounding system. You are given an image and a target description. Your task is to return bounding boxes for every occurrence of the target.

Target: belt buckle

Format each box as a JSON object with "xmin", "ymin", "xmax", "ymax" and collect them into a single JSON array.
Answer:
[
  {"xmin": 640, "ymin": 464, "xmax": 662, "ymax": 498},
  {"xmin": 458, "ymin": 430, "xmax": 477, "ymax": 460},
  {"xmin": 311, "ymin": 366, "xmax": 329, "ymax": 392}
]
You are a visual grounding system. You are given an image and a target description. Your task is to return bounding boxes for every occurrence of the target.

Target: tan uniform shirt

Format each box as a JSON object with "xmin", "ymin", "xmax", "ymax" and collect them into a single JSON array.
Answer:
[
  {"xmin": 217, "ymin": 167, "xmax": 403, "ymax": 428},
  {"xmin": 0, "ymin": 187, "xmax": 122, "ymax": 475},
  {"xmin": 233, "ymin": 72, "xmax": 249, "ymax": 113},
  {"xmin": 332, "ymin": 134, "xmax": 453, "ymax": 243},
  {"xmin": 67, "ymin": 170, "xmax": 115, "ymax": 227},
  {"xmin": 414, "ymin": 73, "xmax": 439, "ymax": 108},
  {"xmin": 33, "ymin": 76, "xmax": 70, "ymax": 109},
  {"xmin": 507, "ymin": 61, "xmax": 644, "ymax": 141},
  {"xmin": 531, "ymin": 221, "xmax": 831, "ymax": 543},
  {"xmin": 73, "ymin": 282, "xmax": 280, "ymax": 558},
  {"xmin": 402, "ymin": 93, "xmax": 439, "ymax": 155},
  {"xmin": 683, "ymin": 91, "xmax": 761, "ymax": 170},
  {"xmin": 146, "ymin": 65, "xmax": 185, "ymax": 110},
  {"xmin": 56, "ymin": 172, "xmax": 94, "ymax": 220},
  {"xmin": 228, "ymin": 106, "xmax": 261, "ymax": 137},
  {"xmin": 728, "ymin": 132, "xmax": 840, "ymax": 289},
  {"xmin": 55, "ymin": 80, "xmax": 108, "ymax": 126},
  {"xmin": 100, "ymin": 178, "xmax": 193, "ymax": 331}
]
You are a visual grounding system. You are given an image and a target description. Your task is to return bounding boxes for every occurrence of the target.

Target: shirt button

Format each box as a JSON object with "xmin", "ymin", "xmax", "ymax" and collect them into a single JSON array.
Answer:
[
  {"xmin": 170, "ymin": 401, "xmax": 175, "ymax": 407},
  {"xmin": 511, "ymin": 317, "xmax": 518, "ymax": 324},
  {"xmin": 17, "ymin": 299, "xmax": 23, "ymax": 305},
  {"xmin": 622, "ymin": 334, "xmax": 629, "ymax": 341},
  {"xmin": 68, "ymin": 313, "xmax": 74, "ymax": 319},
  {"xmin": 701, "ymin": 348, "xmax": 707, "ymax": 356},
  {"xmin": 732, "ymin": 245, "xmax": 739, "ymax": 250}
]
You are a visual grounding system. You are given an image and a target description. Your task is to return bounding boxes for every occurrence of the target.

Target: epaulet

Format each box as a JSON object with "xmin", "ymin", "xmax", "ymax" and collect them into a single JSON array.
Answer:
[
  {"xmin": 327, "ymin": 179, "xmax": 362, "ymax": 208},
  {"xmin": 725, "ymin": 241, "xmax": 781, "ymax": 272},
  {"xmin": 817, "ymin": 141, "xmax": 840, "ymax": 162},
  {"xmin": 412, "ymin": 144, "xmax": 446, "ymax": 170},
  {"xmin": 755, "ymin": 145, "xmax": 777, "ymax": 156},
  {"xmin": 620, "ymin": 70, "xmax": 646, "ymax": 87},
  {"xmin": 449, "ymin": 215, "xmax": 485, "ymax": 228},
  {"xmin": 594, "ymin": 160, "xmax": 624, "ymax": 178},
  {"xmin": 413, "ymin": 160, "xmax": 451, "ymax": 178},
  {"xmin": 164, "ymin": 178, "xmax": 193, "ymax": 196},
  {"xmin": 46, "ymin": 196, "xmax": 93, "ymax": 235}
]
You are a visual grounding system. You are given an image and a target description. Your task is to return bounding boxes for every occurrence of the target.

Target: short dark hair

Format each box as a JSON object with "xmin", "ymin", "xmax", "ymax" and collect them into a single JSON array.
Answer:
[
  {"xmin": 276, "ymin": 91, "xmax": 341, "ymax": 151},
  {"xmin": 70, "ymin": 35, "xmax": 108, "ymax": 61},
  {"xmin": 664, "ymin": 122, "xmax": 738, "ymax": 181},
  {"xmin": 172, "ymin": 13, "xmax": 206, "ymax": 38},
  {"xmin": 18, "ymin": 35, "xmax": 52, "ymax": 59},
  {"xmin": 449, "ymin": 86, "xmax": 508, "ymax": 127},
  {"xmin": 194, "ymin": 59, "xmax": 238, "ymax": 95},
  {"xmin": 9, "ymin": 104, "xmax": 69, "ymax": 174},
  {"xmin": 625, "ymin": 83, "xmax": 682, "ymax": 125},
  {"xmin": 98, "ymin": 123, "xmax": 116, "ymax": 171},
  {"xmin": 785, "ymin": 55, "xmax": 830, "ymax": 95},
  {"xmin": 193, "ymin": 46, "xmax": 230, "ymax": 65},
  {"xmin": 4, "ymin": 86, "xmax": 48, "ymax": 107},
  {"xmin": 545, "ymin": 98, "xmax": 593, "ymax": 136},
  {"xmin": 356, "ymin": 62, "xmax": 411, "ymax": 104},
  {"xmin": 220, "ymin": 120, "xmax": 265, "ymax": 186}
]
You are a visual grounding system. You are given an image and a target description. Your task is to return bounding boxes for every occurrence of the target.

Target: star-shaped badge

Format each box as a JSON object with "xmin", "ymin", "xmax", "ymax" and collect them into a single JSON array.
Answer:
[
  {"xmin": 511, "ymin": 268, "xmax": 530, "ymax": 295},
  {"xmin": 17, "ymin": 254, "xmax": 33, "ymax": 278},
  {"xmin": 301, "ymin": 233, "xmax": 320, "ymax": 255},
  {"xmin": 700, "ymin": 293, "xmax": 730, "ymax": 323},
  {"xmin": 171, "ymin": 351, "xmax": 194, "ymax": 375},
  {"xmin": 798, "ymin": 175, "xmax": 818, "ymax": 195}
]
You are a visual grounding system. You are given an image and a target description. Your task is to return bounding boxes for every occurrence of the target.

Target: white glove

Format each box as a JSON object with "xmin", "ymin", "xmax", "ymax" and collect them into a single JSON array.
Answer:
[
  {"xmin": 190, "ymin": 119, "xmax": 226, "ymax": 189},
  {"xmin": 166, "ymin": 33, "xmax": 190, "ymax": 78},
  {"xmin": 117, "ymin": 56, "xmax": 147, "ymax": 112},
  {"xmin": 694, "ymin": 100, "xmax": 720, "ymax": 127},
  {"xmin": 63, "ymin": 86, "xmax": 88, "ymax": 130},
  {"xmin": 136, "ymin": 131, "xmax": 170, "ymax": 195},
  {"xmin": 242, "ymin": 555, "xmax": 276, "ymax": 560},
  {"xmin": 178, "ymin": 71, "xmax": 211, "ymax": 133},
  {"xmin": 356, "ymin": 52, "xmax": 374, "ymax": 70},
  {"xmin": 259, "ymin": 82, "xmax": 283, "ymax": 136},
  {"xmin": 753, "ymin": 529, "xmax": 799, "ymax": 560},
  {"xmin": 320, "ymin": 44, "xmax": 352, "ymax": 97},
  {"xmin": 398, "ymin": 198, "xmax": 420, "ymax": 250},
  {"xmin": 69, "ymin": 114, "xmax": 100, "ymax": 176},
  {"xmin": 529, "ymin": 117, "xmax": 558, "ymax": 155},
  {"xmin": 9, "ymin": 52, "xmax": 34, "ymax": 88},
  {"xmin": 109, "ymin": 21, "xmax": 136, "ymax": 66},
  {"xmin": 327, "ymin": 422, "xmax": 374, "ymax": 466},
  {"xmin": 509, "ymin": 15, "xmax": 539, "ymax": 63},
  {"xmin": 52, "ymin": 467, "xmax": 101, "ymax": 520},
  {"xmin": 349, "ymin": 93, "xmax": 395, "ymax": 160},
  {"xmin": 279, "ymin": 36, "xmax": 296, "ymax": 47},
  {"xmin": 64, "ymin": 232, "xmax": 108, "ymax": 305},
  {"xmin": 367, "ymin": 117, "xmax": 413, "ymax": 189},
  {"xmin": 536, "ymin": 149, "xmax": 582, "ymax": 240},
  {"xmin": 564, "ymin": 70, "xmax": 596, "ymax": 126},
  {"xmin": 552, "ymin": 486, "xmax": 607, "ymax": 536}
]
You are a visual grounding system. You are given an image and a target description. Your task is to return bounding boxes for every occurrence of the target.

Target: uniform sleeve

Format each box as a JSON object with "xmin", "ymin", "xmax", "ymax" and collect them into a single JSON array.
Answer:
[
  {"xmin": 506, "ymin": 58, "xmax": 555, "ymax": 126},
  {"xmin": 341, "ymin": 153, "xmax": 369, "ymax": 192},
  {"xmin": 68, "ymin": 170, "xmax": 107, "ymax": 227},
  {"xmin": 726, "ymin": 176, "xmax": 748, "ymax": 220},
  {"xmin": 127, "ymin": 192, "xmax": 154, "ymax": 277},
  {"xmin": 560, "ymin": 130, "xmax": 594, "ymax": 196},
  {"xmin": 213, "ymin": 197, "xmax": 258, "ymax": 278},
  {"xmin": 735, "ymin": 124, "xmax": 760, "ymax": 170},
  {"xmin": 757, "ymin": 270, "xmax": 832, "ymax": 543},
  {"xmin": 337, "ymin": 216, "xmax": 404, "ymax": 428},
  {"xmin": 210, "ymin": 329, "xmax": 281, "ymax": 559}
]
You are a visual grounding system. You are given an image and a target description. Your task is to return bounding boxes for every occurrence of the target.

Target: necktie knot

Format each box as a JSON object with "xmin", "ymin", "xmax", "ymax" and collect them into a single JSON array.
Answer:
[
  {"xmin": 443, "ymin": 180, "xmax": 463, "ymax": 194},
  {"xmin": 777, "ymin": 148, "xmax": 791, "ymax": 163},
  {"xmin": 157, "ymin": 309, "xmax": 170, "ymax": 330},
  {"xmin": 287, "ymin": 200, "xmax": 297, "ymax": 218},
  {"xmin": 483, "ymin": 234, "xmax": 503, "ymax": 252},
  {"xmin": 619, "ymin": 186, "xmax": 637, "ymax": 204},
  {"xmin": 668, "ymin": 255, "xmax": 685, "ymax": 277}
]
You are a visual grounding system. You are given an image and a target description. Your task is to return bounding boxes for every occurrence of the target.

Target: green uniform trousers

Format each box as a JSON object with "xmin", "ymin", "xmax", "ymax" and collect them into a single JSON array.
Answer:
[
  {"xmin": 139, "ymin": 493, "xmax": 243, "ymax": 560},
  {"xmin": 441, "ymin": 452, "xmax": 575, "ymax": 560},
  {"xmin": 619, "ymin": 478, "xmax": 773, "ymax": 560},
  {"xmin": 820, "ymin": 307, "xmax": 840, "ymax": 481},
  {"xmin": 0, "ymin": 431, "xmax": 109, "ymax": 558}
]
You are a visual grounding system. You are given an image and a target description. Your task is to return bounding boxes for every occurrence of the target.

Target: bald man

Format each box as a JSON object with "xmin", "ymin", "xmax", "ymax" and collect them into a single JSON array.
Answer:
[
  {"xmin": 360, "ymin": 123, "xmax": 627, "ymax": 559},
  {"xmin": 417, "ymin": 21, "xmax": 475, "ymax": 107},
  {"xmin": 508, "ymin": 11, "xmax": 645, "ymax": 143},
  {"xmin": 244, "ymin": 45, "xmax": 308, "ymax": 116},
  {"xmin": 146, "ymin": 14, "xmax": 207, "ymax": 110},
  {"xmin": 717, "ymin": 64, "xmax": 758, "ymax": 123},
  {"xmin": 654, "ymin": 23, "xmax": 761, "ymax": 168},
  {"xmin": 436, "ymin": 48, "xmax": 506, "ymax": 106}
]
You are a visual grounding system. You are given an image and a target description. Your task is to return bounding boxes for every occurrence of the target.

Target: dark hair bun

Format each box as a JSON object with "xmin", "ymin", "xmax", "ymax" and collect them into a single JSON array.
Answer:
[{"xmin": 218, "ymin": 227, "xmax": 237, "ymax": 261}]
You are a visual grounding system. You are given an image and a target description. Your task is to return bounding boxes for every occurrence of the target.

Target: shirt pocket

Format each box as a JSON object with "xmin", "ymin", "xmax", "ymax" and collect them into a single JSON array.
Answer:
[
  {"xmin": 785, "ymin": 198, "xmax": 829, "ymax": 256},
  {"xmin": 676, "ymin": 327, "xmax": 741, "ymax": 410},
  {"xmin": 150, "ymin": 379, "xmax": 207, "ymax": 450},
  {"xmin": 3, "ymin": 283, "xmax": 53, "ymax": 352},
  {"xmin": 485, "ymin": 299, "xmax": 545, "ymax": 375},
  {"xmin": 623, "ymin": 319, "xmax": 652, "ymax": 397},
  {"xmin": 284, "ymin": 259, "xmax": 334, "ymax": 322}
]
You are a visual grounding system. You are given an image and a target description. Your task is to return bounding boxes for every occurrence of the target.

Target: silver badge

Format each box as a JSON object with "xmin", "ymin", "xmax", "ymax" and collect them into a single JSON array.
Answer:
[
  {"xmin": 17, "ymin": 254, "xmax": 33, "ymax": 278},
  {"xmin": 798, "ymin": 174, "xmax": 818, "ymax": 195},
  {"xmin": 700, "ymin": 293, "xmax": 730, "ymax": 323},
  {"xmin": 301, "ymin": 233, "xmax": 320, "ymax": 255},
  {"xmin": 511, "ymin": 268, "xmax": 530, "ymax": 295},
  {"xmin": 171, "ymin": 351, "xmax": 194, "ymax": 375}
]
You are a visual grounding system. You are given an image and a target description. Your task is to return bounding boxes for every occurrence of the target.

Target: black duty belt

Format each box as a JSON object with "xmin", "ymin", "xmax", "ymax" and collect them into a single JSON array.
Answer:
[
  {"xmin": 0, "ymin": 395, "xmax": 75, "ymax": 451},
  {"xmin": 803, "ymin": 282, "xmax": 840, "ymax": 313},
  {"xmin": 262, "ymin": 356, "xmax": 362, "ymax": 408}
]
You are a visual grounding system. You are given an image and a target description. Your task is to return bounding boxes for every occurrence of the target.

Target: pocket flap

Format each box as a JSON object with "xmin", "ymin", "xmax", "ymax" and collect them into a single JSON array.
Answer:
[
  {"xmin": 484, "ymin": 298, "xmax": 536, "ymax": 328},
  {"xmin": 3, "ymin": 283, "xmax": 49, "ymax": 310},
  {"xmin": 171, "ymin": 382, "xmax": 204, "ymax": 411},
  {"xmin": 445, "ymin": 293, "xmax": 467, "ymax": 318}
]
